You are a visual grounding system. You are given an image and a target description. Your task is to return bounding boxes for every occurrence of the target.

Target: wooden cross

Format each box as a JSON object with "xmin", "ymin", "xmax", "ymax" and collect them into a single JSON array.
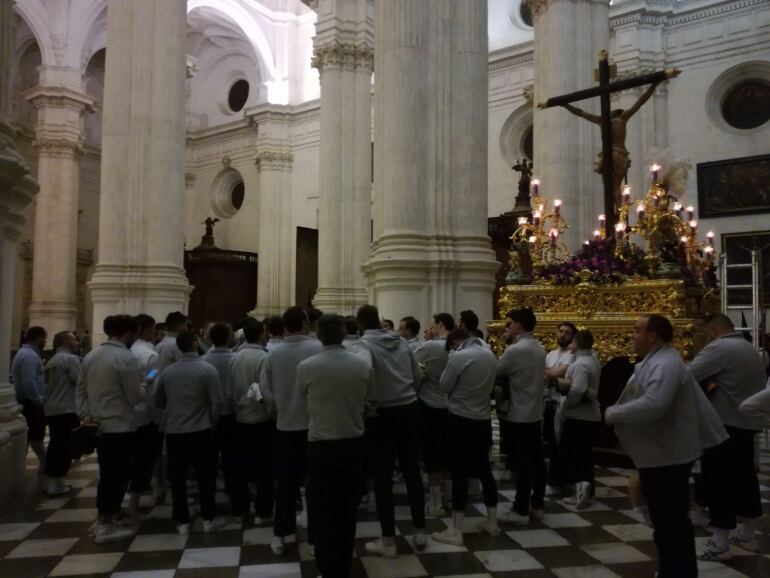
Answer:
[{"xmin": 539, "ymin": 50, "xmax": 680, "ymax": 237}]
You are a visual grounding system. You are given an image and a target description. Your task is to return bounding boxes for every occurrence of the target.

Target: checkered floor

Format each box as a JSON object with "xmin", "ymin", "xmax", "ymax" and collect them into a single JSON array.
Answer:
[{"xmin": 1, "ymin": 429, "xmax": 770, "ymax": 578}]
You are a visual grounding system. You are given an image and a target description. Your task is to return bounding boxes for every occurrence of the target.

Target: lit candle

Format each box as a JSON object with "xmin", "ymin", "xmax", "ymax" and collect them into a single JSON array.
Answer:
[
  {"xmin": 704, "ymin": 246, "xmax": 715, "ymax": 259},
  {"xmin": 686, "ymin": 205, "xmax": 694, "ymax": 220},
  {"xmin": 531, "ymin": 179, "xmax": 540, "ymax": 197},
  {"xmin": 637, "ymin": 203, "xmax": 645, "ymax": 222},
  {"xmin": 622, "ymin": 185, "xmax": 631, "ymax": 204},
  {"xmin": 615, "ymin": 222, "xmax": 625, "ymax": 240},
  {"xmin": 584, "ymin": 240, "xmax": 590, "ymax": 246},
  {"xmin": 554, "ymin": 199, "xmax": 562, "ymax": 216},
  {"xmin": 517, "ymin": 217, "xmax": 528, "ymax": 226},
  {"xmin": 650, "ymin": 163, "xmax": 661, "ymax": 184},
  {"xmin": 706, "ymin": 231, "xmax": 715, "ymax": 247},
  {"xmin": 528, "ymin": 235, "xmax": 537, "ymax": 245},
  {"xmin": 673, "ymin": 202, "xmax": 682, "ymax": 216},
  {"xmin": 680, "ymin": 235, "xmax": 688, "ymax": 246},
  {"xmin": 549, "ymin": 228, "xmax": 558, "ymax": 247},
  {"xmin": 533, "ymin": 211, "xmax": 541, "ymax": 227},
  {"xmin": 652, "ymin": 192, "xmax": 660, "ymax": 208},
  {"xmin": 593, "ymin": 229, "xmax": 601, "ymax": 241},
  {"xmin": 689, "ymin": 219, "xmax": 698, "ymax": 233},
  {"xmin": 598, "ymin": 214, "xmax": 606, "ymax": 228},
  {"xmin": 538, "ymin": 203, "xmax": 545, "ymax": 213}
]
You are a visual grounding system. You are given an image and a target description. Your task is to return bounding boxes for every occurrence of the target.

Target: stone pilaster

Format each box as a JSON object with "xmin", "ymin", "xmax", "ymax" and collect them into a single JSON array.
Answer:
[
  {"xmin": 312, "ymin": 0, "xmax": 373, "ymax": 315},
  {"xmin": 364, "ymin": 0, "xmax": 498, "ymax": 326},
  {"xmin": 0, "ymin": 0, "xmax": 39, "ymax": 501},
  {"xmin": 26, "ymin": 82, "xmax": 93, "ymax": 334},
  {"xmin": 88, "ymin": 0, "xmax": 191, "ymax": 343},
  {"xmin": 532, "ymin": 0, "xmax": 611, "ymax": 250}
]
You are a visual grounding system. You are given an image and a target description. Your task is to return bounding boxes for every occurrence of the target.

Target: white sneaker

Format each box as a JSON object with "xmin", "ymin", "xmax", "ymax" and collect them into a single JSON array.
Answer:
[
  {"xmin": 176, "ymin": 523, "xmax": 190, "ymax": 536},
  {"xmin": 477, "ymin": 520, "xmax": 501, "ymax": 537},
  {"xmin": 296, "ymin": 510, "xmax": 308, "ymax": 529},
  {"xmin": 46, "ymin": 479, "xmax": 72, "ymax": 497},
  {"xmin": 498, "ymin": 510, "xmax": 530, "ymax": 525},
  {"xmin": 254, "ymin": 515, "xmax": 274, "ymax": 526},
  {"xmin": 729, "ymin": 533, "xmax": 759, "ymax": 552},
  {"xmin": 529, "ymin": 508, "xmax": 545, "ymax": 522},
  {"xmin": 202, "ymin": 516, "xmax": 227, "ymax": 533},
  {"xmin": 432, "ymin": 527, "xmax": 463, "ymax": 546},
  {"xmin": 699, "ymin": 539, "xmax": 733, "ymax": 561},
  {"xmin": 575, "ymin": 482, "xmax": 593, "ymax": 510},
  {"xmin": 426, "ymin": 505, "xmax": 445, "ymax": 518},
  {"xmin": 95, "ymin": 523, "xmax": 136, "ymax": 544},
  {"xmin": 413, "ymin": 530, "xmax": 427, "ymax": 550},
  {"xmin": 545, "ymin": 484, "xmax": 562, "ymax": 497},
  {"xmin": 364, "ymin": 538, "xmax": 397, "ymax": 558},
  {"xmin": 501, "ymin": 469, "xmax": 514, "ymax": 482},
  {"xmin": 270, "ymin": 536, "xmax": 285, "ymax": 555}
]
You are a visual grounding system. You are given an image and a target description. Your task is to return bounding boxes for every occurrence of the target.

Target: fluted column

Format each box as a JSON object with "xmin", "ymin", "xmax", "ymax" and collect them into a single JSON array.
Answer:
[
  {"xmin": 0, "ymin": 0, "xmax": 39, "ymax": 500},
  {"xmin": 248, "ymin": 109, "xmax": 294, "ymax": 317},
  {"xmin": 364, "ymin": 0, "xmax": 498, "ymax": 326},
  {"xmin": 27, "ymin": 72, "xmax": 93, "ymax": 334},
  {"xmin": 531, "ymin": 0, "xmax": 611, "ymax": 250},
  {"xmin": 89, "ymin": 0, "xmax": 191, "ymax": 343},
  {"xmin": 312, "ymin": 0, "xmax": 373, "ymax": 315}
]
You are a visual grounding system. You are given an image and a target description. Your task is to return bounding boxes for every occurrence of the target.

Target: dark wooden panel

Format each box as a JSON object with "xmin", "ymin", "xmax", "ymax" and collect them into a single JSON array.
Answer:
[{"xmin": 295, "ymin": 227, "xmax": 318, "ymax": 307}]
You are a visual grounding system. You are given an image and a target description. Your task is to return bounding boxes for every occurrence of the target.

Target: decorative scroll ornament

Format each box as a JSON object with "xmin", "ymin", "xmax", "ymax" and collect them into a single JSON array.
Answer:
[{"xmin": 312, "ymin": 41, "xmax": 374, "ymax": 72}]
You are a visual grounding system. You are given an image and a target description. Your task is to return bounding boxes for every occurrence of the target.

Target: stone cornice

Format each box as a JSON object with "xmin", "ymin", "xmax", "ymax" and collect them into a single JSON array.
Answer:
[
  {"xmin": 312, "ymin": 40, "xmax": 374, "ymax": 73},
  {"xmin": 610, "ymin": 0, "xmax": 767, "ymax": 29},
  {"xmin": 255, "ymin": 150, "xmax": 293, "ymax": 172},
  {"xmin": 31, "ymin": 138, "xmax": 83, "ymax": 159},
  {"xmin": 24, "ymin": 85, "xmax": 95, "ymax": 113},
  {"xmin": 489, "ymin": 47, "xmax": 534, "ymax": 73}
]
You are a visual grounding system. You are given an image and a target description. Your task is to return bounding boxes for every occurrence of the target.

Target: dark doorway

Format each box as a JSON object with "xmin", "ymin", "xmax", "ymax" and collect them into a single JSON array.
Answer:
[{"xmin": 296, "ymin": 227, "xmax": 318, "ymax": 307}]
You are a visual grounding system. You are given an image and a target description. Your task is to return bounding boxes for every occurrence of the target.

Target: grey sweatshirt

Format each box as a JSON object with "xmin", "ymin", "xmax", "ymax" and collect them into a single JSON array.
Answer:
[
  {"xmin": 350, "ymin": 330, "xmax": 419, "ymax": 408},
  {"xmin": 77, "ymin": 340, "xmax": 144, "ymax": 434},
  {"xmin": 260, "ymin": 335, "xmax": 323, "ymax": 431},
  {"xmin": 739, "ymin": 378, "xmax": 770, "ymax": 425},
  {"xmin": 43, "ymin": 349, "xmax": 81, "ymax": 417},
  {"xmin": 687, "ymin": 331, "xmax": 767, "ymax": 430},
  {"xmin": 154, "ymin": 352, "xmax": 222, "ymax": 434},
  {"xmin": 605, "ymin": 345, "xmax": 727, "ymax": 468},
  {"xmin": 439, "ymin": 338, "xmax": 497, "ymax": 420},
  {"xmin": 230, "ymin": 343, "xmax": 271, "ymax": 424},
  {"xmin": 130, "ymin": 339, "xmax": 159, "ymax": 428},
  {"xmin": 156, "ymin": 334, "xmax": 182, "ymax": 370},
  {"xmin": 497, "ymin": 332, "xmax": 547, "ymax": 423},
  {"xmin": 297, "ymin": 345, "xmax": 373, "ymax": 441},
  {"xmin": 561, "ymin": 350, "xmax": 601, "ymax": 422},
  {"xmin": 415, "ymin": 338, "xmax": 449, "ymax": 408},
  {"xmin": 10, "ymin": 344, "xmax": 45, "ymax": 406},
  {"xmin": 202, "ymin": 346, "xmax": 235, "ymax": 415}
]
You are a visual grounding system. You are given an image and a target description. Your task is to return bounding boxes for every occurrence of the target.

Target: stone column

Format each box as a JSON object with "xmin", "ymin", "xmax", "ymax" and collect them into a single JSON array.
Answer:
[
  {"xmin": 364, "ymin": 0, "xmax": 498, "ymax": 326},
  {"xmin": 89, "ymin": 0, "xmax": 191, "ymax": 343},
  {"xmin": 248, "ymin": 109, "xmax": 294, "ymax": 317},
  {"xmin": 531, "ymin": 0, "xmax": 611, "ymax": 250},
  {"xmin": 26, "ymin": 71, "xmax": 93, "ymax": 335},
  {"xmin": 0, "ymin": 0, "xmax": 39, "ymax": 501},
  {"xmin": 312, "ymin": 0, "xmax": 373, "ymax": 315}
]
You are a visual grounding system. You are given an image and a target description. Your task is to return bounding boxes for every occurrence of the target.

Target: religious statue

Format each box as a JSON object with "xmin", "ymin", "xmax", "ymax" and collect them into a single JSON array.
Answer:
[
  {"xmin": 512, "ymin": 158, "xmax": 534, "ymax": 214},
  {"xmin": 199, "ymin": 217, "xmax": 220, "ymax": 248},
  {"xmin": 556, "ymin": 79, "xmax": 665, "ymax": 211}
]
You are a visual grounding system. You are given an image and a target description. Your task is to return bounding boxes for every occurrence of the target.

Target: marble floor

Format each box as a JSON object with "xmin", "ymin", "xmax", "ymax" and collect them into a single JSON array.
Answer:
[{"xmin": 1, "ymin": 432, "xmax": 769, "ymax": 578}]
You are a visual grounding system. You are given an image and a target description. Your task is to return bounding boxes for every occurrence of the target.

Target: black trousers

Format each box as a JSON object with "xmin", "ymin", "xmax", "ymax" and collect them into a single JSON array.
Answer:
[
  {"xmin": 215, "ymin": 414, "xmax": 241, "ymax": 513},
  {"xmin": 21, "ymin": 400, "xmax": 46, "ymax": 443},
  {"xmin": 274, "ymin": 429, "xmax": 309, "ymax": 538},
  {"xmin": 129, "ymin": 422, "xmax": 162, "ymax": 494},
  {"xmin": 369, "ymin": 402, "xmax": 425, "ymax": 537},
  {"xmin": 498, "ymin": 418, "xmax": 516, "ymax": 471},
  {"xmin": 639, "ymin": 462, "xmax": 697, "ymax": 578},
  {"xmin": 96, "ymin": 432, "xmax": 136, "ymax": 516},
  {"xmin": 233, "ymin": 419, "xmax": 276, "ymax": 518},
  {"xmin": 418, "ymin": 400, "xmax": 448, "ymax": 474},
  {"xmin": 167, "ymin": 429, "xmax": 218, "ymax": 523},
  {"xmin": 511, "ymin": 420, "xmax": 546, "ymax": 515},
  {"xmin": 309, "ymin": 437, "xmax": 365, "ymax": 578},
  {"xmin": 447, "ymin": 413, "xmax": 497, "ymax": 512},
  {"xmin": 45, "ymin": 413, "xmax": 78, "ymax": 478},
  {"xmin": 559, "ymin": 418, "xmax": 596, "ymax": 487},
  {"xmin": 702, "ymin": 425, "xmax": 762, "ymax": 529}
]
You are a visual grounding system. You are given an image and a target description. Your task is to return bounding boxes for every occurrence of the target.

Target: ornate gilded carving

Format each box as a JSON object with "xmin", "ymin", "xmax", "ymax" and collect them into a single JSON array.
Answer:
[
  {"xmin": 312, "ymin": 41, "xmax": 374, "ymax": 72},
  {"xmin": 255, "ymin": 150, "xmax": 293, "ymax": 172}
]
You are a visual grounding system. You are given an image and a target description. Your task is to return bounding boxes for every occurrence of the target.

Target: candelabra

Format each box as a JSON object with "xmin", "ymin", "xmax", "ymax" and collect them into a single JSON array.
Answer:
[{"xmin": 510, "ymin": 190, "xmax": 570, "ymax": 278}]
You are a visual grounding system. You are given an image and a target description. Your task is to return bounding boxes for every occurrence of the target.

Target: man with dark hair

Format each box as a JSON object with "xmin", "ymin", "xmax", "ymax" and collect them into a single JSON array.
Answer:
[
  {"xmin": 415, "ymin": 313, "xmax": 455, "ymax": 516},
  {"xmin": 43, "ymin": 331, "xmax": 81, "ymax": 496},
  {"xmin": 605, "ymin": 315, "xmax": 727, "ymax": 578},
  {"xmin": 260, "ymin": 306, "xmax": 322, "ymax": 555},
  {"xmin": 458, "ymin": 310, "xmax": 479, "ymax": 331},
  {"xmin": 231, "ymin": 319, "xmax": 275, "ymax": 524},
  {"xmin": 154, "ymin": 329, "xmax": 225, "ymax": 535},
  {"xmin": 382, "ymin": 319, "xmax": 395, "ymax": 331},
  {"xmin": 542, "ymin": 321, "xmax": 577, "ymax": 493},
  {"xmin": 398, "ymin": 316, "xmax": 421, "ymax": 351},
  {"xmin": 497, "ymin": 308, "xmax": 547, "ymax": 525},
  {"xmin": 265, "ymin": 316, "xmax": 285, "ymax": 352},
  {"xmin": 77, "ymin": 315, "xmax": 143, "ymax": 543},
  {"xmin": 432, "ymin": 327, "xmax": 500, "ymax": 546},
  {"xmin": 157, "ymin": 311, "xmax": 188, "ymax": 370},
  {"xmin": 297, "ymin": 314, "xmax": 373, "ymax": 577},
  {"xmin": 306, "ymin": 306, "xmax": 323, "ymax": 335},
  {"xmin": 351, "ymin": 304, "xmax": 427, "ymax": 557},
  {"xmin": 342, "ymin": 315, "xmax": 360, "ymax": 349},
  {"xmin": 11, "ymin": 325, "xmax": 48, "ymax": 472},
  {"xmin": 687, "ymin": 312, "xmax": 766, "ymax": 559}
]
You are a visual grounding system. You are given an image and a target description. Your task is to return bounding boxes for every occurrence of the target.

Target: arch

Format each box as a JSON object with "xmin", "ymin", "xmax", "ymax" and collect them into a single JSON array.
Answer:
[
  {"xmin": 69, "ymin": 0, "xmax": 108, "ymax": 70},
  {"xmin": 706, "ymin": 60, "xmax": 770, "ymax": 135},
  {"xmin": 187, "ymin": 0, "xmax": 278, "ymax": 82},
  {"xmin": 12, "ymin": 0, "xmax": 55, "ymax": 66},
  {"xmin": 499, "ymin": 103, "xmax": 534, "ymax": 167}
]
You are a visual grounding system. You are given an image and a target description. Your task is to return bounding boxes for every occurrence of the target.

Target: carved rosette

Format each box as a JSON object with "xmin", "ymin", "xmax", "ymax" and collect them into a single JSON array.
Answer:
[
  {"xmin": 255, "ymin": 150, "xmax": 293, "ymax": 172},
  {"xmin": 312, "ymin": 41, "xmax": 374, "ymax": 73}
]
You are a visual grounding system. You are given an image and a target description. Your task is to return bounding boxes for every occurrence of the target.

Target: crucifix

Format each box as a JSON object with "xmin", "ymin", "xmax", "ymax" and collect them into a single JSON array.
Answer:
[{"xmin": 538, "ymin": 50, "xmax": 680, "ymax": 236}]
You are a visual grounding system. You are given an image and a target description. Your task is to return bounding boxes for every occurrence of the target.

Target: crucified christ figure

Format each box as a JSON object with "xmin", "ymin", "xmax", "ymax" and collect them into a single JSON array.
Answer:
[{"xmin": 559, "ymin": 79, "xmax": 663, "ymax": 210}]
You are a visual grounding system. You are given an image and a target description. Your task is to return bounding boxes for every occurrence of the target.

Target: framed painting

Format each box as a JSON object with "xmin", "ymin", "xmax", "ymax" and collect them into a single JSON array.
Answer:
[{"xmin": 697, "ymin": 154, "xmax": 770, "ymax": 218}]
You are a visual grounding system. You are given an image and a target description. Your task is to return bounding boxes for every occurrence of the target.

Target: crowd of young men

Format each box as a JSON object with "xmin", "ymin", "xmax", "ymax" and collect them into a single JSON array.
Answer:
[{"xmin": 9, "ymin": 306, "xmax": 770, "ymax": 578}]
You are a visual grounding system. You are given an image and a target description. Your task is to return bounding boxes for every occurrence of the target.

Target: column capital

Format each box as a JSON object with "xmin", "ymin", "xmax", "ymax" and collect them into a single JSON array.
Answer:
[
  {"xmin": 25, "ymin": 85, "xmax": 95, "ymax": 113},
  {"xmin": 255, "ymin": 149, "xmax": 293, "ymax": 172},
  {"xmin": 31, "ymin": 137, "xmax": 83, "ymax": 159},
  {"xmin": 312, "ymin": 40, "xmax": 374, "ymax": 73}
]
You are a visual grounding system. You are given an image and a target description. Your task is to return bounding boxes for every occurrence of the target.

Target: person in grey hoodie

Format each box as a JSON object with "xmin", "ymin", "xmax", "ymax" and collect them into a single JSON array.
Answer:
[
  {"xmin": 605, "ymin": 315, "xmax": 727, "ymax": 578},
  {"xmin": 11, "ymin": 325, "xmax": 47, "ymax": 471},
  {"xmin": 260, "ymin": 306, "xmax": 323, "ymax": 555},
  {"xmin": 350, "ymin": 304, "xmax": 427, "ymax": 557},
  {"xmin": 156, "ymin": 311, "xmax": 187, "ymax": 370},
  {"xmin": 398, "ymin": 316, "xmax": 422, "ymax": 352},
  {"xmin": 687, "ymin": 313, "xmax": 767, "ymax": 559},
  {"xmin": 230, "ymin": 319, "xmax": 274, "ymax": 524},
  {"xmin": 43, "ymin": 331, "xmax": 81, "ymax": 497}
]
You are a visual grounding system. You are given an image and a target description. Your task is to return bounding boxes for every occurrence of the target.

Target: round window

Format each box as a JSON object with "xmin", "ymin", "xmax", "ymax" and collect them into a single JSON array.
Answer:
[
  {"xmin": 230, "ymin": 181, "xmax": 245, "ymax": 210},
  {"xmin": 228, "ymin": 79, "xmax": 250, "ymax": 112},
  {"xmin": 520, "ymin": 1, "xmax": 533, "ymax": 27},
  {"xmin": 721, "ymin": 80, "xmax": 770, "ymax": 130}
]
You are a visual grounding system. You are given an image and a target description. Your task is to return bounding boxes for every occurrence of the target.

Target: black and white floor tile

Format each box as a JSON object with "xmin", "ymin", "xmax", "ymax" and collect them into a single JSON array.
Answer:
[{"xmin": 1, "ymin": 429, "xmax": 769, "ymax": 578}]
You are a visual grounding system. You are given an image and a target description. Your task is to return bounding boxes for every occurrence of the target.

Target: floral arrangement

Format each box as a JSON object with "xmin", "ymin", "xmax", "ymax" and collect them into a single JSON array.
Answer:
[{"xmin": 541, "ymin": 238, "xmax": 648, "ymax": 285}]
